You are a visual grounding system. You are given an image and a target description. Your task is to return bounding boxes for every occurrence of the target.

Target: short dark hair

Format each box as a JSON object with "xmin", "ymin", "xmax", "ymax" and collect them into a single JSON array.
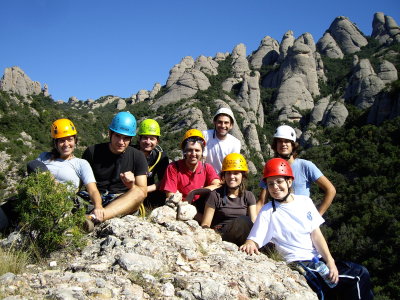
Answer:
[{"xmin": 271, "ymin": 138, "xmax": 300, "ymax": 159}]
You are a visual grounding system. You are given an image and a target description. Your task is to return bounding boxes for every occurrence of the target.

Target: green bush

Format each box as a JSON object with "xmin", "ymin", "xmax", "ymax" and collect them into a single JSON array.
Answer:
[{"xmin": 15, "ymin": 172, "xmax": 86, "ymax": 256}]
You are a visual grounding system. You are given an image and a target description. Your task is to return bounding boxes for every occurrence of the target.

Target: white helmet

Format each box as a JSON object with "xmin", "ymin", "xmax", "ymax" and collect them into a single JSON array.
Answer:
[
  {"xmin": 273, "ymin": 125, "xmax": 296, "ymax": 142},
  {"xmin": 213, "ymin": 107, "xmax": 235, "ymax": 124}
]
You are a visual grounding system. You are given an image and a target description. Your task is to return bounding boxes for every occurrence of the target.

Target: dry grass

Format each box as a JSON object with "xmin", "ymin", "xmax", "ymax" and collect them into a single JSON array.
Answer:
[{"xmin": 0, "ymin": 246, "xmax": 30, "ymax": 275}]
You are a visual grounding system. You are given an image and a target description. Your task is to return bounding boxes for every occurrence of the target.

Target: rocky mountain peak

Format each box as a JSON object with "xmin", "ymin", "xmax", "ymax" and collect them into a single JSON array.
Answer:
[{"xmin": 0, "ymin": 66, "xmax": 44, "ymax": 97}]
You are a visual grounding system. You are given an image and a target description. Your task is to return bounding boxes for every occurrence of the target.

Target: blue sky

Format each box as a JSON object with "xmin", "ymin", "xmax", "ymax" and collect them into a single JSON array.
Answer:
[{"xmin": 0, "ymin": 0, "xmax": 399, "ymax": 101}]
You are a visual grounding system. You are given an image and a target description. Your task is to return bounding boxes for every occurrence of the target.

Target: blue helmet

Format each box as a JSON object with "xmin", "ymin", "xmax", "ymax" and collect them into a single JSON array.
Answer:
[{"xmin": 109, "ymin": 112, "xmax": 137, "ymax": 136}]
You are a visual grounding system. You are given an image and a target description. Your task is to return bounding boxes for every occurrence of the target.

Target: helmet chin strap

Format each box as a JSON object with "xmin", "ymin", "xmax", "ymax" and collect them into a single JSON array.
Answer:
[{"xmin": 271, "ymin": 179, "xmax": 291, "ymax": 212}]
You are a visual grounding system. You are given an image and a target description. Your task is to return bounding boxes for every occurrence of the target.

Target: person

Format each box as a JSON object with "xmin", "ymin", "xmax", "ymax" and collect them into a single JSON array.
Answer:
[
  {"xmin": 256, "ymin": 125, "xmax": 336, "ymax": 215},
  {"xmin": 82, "ymin": 112, "xmax": 148, "ymax": 222},
  {"xmin": 159, "ymin": 129, "xmax": 221, "ymax": 219},
  {"xmin": 135, "ymin": 119, "xmax": 169, "ymax": 208},
  {"xmin": 202, "ymin": 107, "xmax": 241, "ymax": 175},
  {"xmin": 26, "ymin": 118, "xmax": 102, "ymax": 205},
  {"xmin": 240, "ymin": 158, "xmax": 373, "ymax": 300},
  {"xmin": 201, "ymin": 153, "xmax": 257, "ymax": 246}
]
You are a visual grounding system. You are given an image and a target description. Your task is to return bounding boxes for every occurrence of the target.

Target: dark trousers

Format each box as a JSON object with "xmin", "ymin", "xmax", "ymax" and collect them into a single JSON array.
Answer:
[{"xmin": 298, "ymin": 259, "xmax": 374, "ymax": 300}]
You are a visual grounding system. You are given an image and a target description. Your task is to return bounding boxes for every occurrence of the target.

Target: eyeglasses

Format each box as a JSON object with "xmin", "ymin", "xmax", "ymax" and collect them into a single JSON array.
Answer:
[{"xmin": 266, "ymin": 178, "xmax": 287, "ymax": 188}]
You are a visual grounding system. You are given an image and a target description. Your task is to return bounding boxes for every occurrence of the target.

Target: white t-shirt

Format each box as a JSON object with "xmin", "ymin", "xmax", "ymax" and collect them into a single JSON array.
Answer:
[
  {"xmin": 247, "ymin": 194, "xmax": 324, "ymax": 262},
  {"xmin": 202, "ymin": 129, "xmax": 241, "ymax": 175},
  {"xmin": 37, "ymin": 152, "xmax": 96, "ymax": 189}
]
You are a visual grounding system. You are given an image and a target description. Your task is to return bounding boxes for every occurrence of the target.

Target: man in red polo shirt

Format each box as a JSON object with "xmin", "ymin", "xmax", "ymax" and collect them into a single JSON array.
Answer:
[{"xmin": 160, "ymin": 129, "xmax": 221, "ymax": 219}]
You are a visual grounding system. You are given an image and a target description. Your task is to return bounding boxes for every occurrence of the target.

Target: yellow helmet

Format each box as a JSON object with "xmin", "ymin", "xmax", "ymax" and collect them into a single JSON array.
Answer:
[
  {"xmin": 181, "ymin": 129, "xmax": 206, "ymax": 149},
  {"xmin": 138, "ymin": 119, "xmax": 161, "ymax": 136},
  {"xmin": 51, "ymin": 118, "xmax": 77, "ymax": 139},
  {"xmin": 221, "ymin": 153, "xmax": 249, "ymax": 172}
]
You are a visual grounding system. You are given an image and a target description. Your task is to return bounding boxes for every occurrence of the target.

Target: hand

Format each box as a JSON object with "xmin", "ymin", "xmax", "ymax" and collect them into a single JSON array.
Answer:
[
  {"xmin": 239, "ymin": 240, "xmax": 260, "ymax": 255},
  {"xmin": 326, "ymin": 259, "xmax": 339, "ymax": 284},
  {"xmin": 93, "ymin": 206, "xmax": 106, "ymax": 222},
  {"xmin": 120, "ymin": 171, "xmax": 135, "ymax": 189}
]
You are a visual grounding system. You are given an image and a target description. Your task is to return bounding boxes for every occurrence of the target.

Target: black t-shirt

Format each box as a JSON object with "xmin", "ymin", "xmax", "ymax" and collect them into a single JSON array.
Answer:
[
  {"xmin": 134, "ymin": 146, "xmax": 169, "ymax": 186},
  {"xmin": 206, "ymin": 186, "xmax": 256, "ymax": 229},
  {"xmin": 82, "ymin": 143, "xmax": 148, "ymax": 194}
]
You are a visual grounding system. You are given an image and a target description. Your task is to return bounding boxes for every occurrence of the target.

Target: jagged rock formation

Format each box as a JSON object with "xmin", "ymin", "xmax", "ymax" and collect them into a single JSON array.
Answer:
[
  {"xmin": 0, "ymin": 214, "xmax": 317, "ymax": 299},
  {"xmin": 0, "ymin": 66, "xmax": 43, "ymax": 97},
  {"xmin": 249, "ymin": 36, "xmax": 279, "ymax": 69},
  {"xmin": 345, "ymin": 56, "xmax": 386, "ymax": 109},
  {"xmin": 317, "ymin": 16, "xmax": 368, "ymax": 58},
  {"xmin": 152, "ymin": 56, "xmax": 212, "ymax": 109},
  {"xmin": 372, "ymin": 12, "xmax": 400, "ymax": 45}
]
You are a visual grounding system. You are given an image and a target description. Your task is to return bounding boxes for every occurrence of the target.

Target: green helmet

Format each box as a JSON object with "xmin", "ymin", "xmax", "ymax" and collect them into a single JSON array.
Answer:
[{"xmin": 138, "ymin": 119, "xmax": 161, "ymax": 136}]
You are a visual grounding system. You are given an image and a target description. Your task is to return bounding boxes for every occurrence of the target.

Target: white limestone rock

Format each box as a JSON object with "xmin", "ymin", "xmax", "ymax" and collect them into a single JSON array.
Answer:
[
  {"xmin": 249, "ymin": 36, "xmax": 279, "ymax": 70},
  {"xmin": 166, "ymin": 56, "xmax": 195, "ymax": 88},
  {"xmin": 231, "ymin": 43, "xmax": 250, "ymax": 78},
  {"xmin": 345, "ymin": 57, "xmax": 385, "ymax": 109},
  {"xmin": 274, "ymin": 76, "xmax": 315, "ymax": 113},
  {"xmin": 0, "ymin": 66, "xmax": 42, "ymax": 97},
  {"xmin": 279, "ymin": 33, "xmax": 320, "ymax": 97},
  {"xmin": 377, "ymin": 60, "xmax": 398, "ymax": 84},
  {"xmin": 323, "ymin": 16, "xmax": 368, "ymax": 55},
  {"xmin": 372, "ymin": 13, "xmax": 400, "ymax": 45},
  {"xmin": 317, "ymin": 32, "xmax": 344, "ymax": 59},
  {"xmin": 236, "ymin": 71, "xmax": 264, "ymax": 126},
  {"xmin": 279, "ymin": 30, "xmax": 295, "ymax": 62},
  {"xmin": 194, "ymin": 55, "xmax": 219, "ymax": 76}
]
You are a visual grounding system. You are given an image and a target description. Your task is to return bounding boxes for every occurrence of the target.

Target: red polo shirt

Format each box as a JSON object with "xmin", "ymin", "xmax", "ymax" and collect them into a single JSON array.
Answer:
[{"xmin": 160, "ymin": 159, "xmax": 219, "ymax": 202}]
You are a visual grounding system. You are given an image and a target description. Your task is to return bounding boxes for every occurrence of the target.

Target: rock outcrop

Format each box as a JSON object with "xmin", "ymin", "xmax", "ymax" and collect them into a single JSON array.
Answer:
[
  {"xmin": 0, "ymin": 214, "xmax": 317, "ymax": 299},
  {"xmin": 372, "ymin": 12, "xmax": 400, "ymax": 45},
  {"xmin": 317, "ymin": 16, "xmax": 368, "ymax": 57},
  {"xmin": 249, "ymin": 36, "xmax": 279, "ymax": 70},
  {"xmin": 0, "ymin": 66, "xmax": 43, "ymax": 97},
  {"xmin": 345, "ymin": 57, "xmax": 385, "ymax": 109}
]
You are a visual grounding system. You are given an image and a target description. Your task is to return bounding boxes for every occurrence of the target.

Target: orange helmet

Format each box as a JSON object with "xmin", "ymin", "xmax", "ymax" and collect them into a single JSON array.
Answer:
[
  {"xmin": 221, "ymin": 153, "xmax": 249, "ymax": 172},
  {"xmin": 181, "ymin": 129, "xmax": 206, "ymax": 149},
  {"xmin": 51, "ymin": 119, "xmax": 77, "ymax": 139},
  {"xmin": 263, "ymin": 158, "xmax": 294, "ymax": 180}
]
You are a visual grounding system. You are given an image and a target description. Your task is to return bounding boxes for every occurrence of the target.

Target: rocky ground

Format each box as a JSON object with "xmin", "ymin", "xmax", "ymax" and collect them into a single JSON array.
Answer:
[{"xmin": 0, "ymin": 205, "xmax": 317, "ymax": 300}]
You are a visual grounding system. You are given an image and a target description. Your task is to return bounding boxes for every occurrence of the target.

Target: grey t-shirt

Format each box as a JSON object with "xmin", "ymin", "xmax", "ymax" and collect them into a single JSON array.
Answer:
[{"xmin": 205, "ymin": 186, "xmax": 256, "ymax": 229}]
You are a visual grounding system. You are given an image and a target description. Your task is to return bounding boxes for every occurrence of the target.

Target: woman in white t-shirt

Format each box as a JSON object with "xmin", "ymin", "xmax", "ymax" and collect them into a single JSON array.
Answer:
[{"xmin": 240, "ymin": 158, "xmax": 373, "ymax": 300}]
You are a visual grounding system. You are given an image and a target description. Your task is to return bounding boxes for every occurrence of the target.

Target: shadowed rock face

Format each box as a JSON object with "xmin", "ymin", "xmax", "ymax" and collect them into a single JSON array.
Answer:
[{"xmin": 372, "ymin": 12, "xmax": 400, "ymax": 45}]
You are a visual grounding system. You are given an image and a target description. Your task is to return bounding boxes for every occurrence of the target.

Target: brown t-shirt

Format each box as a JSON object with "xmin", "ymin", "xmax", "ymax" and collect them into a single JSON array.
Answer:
[{"xmin": 205, "ymin": 186, "xmax": 256, "ymax": 229}]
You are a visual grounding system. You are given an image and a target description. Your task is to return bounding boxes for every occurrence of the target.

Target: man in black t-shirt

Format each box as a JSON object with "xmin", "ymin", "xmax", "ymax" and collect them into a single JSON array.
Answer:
[
  {"xmin": 135, "ymin": 119, "xmax": 169, "ymax": 208},
  {"xmin": 82, "ymin": 112, "xmax": 147, "ymax": 222}
]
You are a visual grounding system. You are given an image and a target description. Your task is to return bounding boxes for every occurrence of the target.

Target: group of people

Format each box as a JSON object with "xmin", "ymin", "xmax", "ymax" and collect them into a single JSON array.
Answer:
[{"xmin": 2, "ymin": 107, "xmax": 373, "ymax": 299}]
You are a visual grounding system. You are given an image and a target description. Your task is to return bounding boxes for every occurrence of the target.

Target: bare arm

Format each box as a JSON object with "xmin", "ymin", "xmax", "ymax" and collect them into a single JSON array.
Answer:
[
  {"xmin": 201, "ymin": 205, "xmax": 215, "ymax": 228},
  {"xmin": 311, "ymin": 228, "xmax": 339, "ymax": 284},
  {"xmin": 86, "ymin": 182, "xmax": 105, "ymax": 221},
  {"xmin": 248, "ymin": 204, "xmax": 257, "ymax": 223},
  {"xmin": 315, "ymin": 176, "xmax": 336, "ymax": 215}
]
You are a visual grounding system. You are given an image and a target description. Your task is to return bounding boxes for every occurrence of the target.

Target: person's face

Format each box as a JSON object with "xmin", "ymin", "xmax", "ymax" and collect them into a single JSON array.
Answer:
[
  {"xmin": 214, "ymin": 115, "xmax": 233, "ymax": 138},
  {"xmin": 266, "ymin": 175, "xmax": 292, "ymax": 200},
  {"xmin": 276, "ymin": 138, "xmax": 293, "ymax": 157},
  {"xmin": 139, "ymin": 135, "xmax": 158, "ymax": 153},
  {"xmin": 109, "ymin": 132, "xmax": 131, "ymax": 154},
  {"xmin": 56, "ymin": 136, "xmax": 76, "ymax": 159},
  {"xmin": 224, "ymin": 171, "xmax": 243, "ymax": 189},
  {"xmin": 184, "ymin": 142, "xmax": 203, "ymax": 166}
]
